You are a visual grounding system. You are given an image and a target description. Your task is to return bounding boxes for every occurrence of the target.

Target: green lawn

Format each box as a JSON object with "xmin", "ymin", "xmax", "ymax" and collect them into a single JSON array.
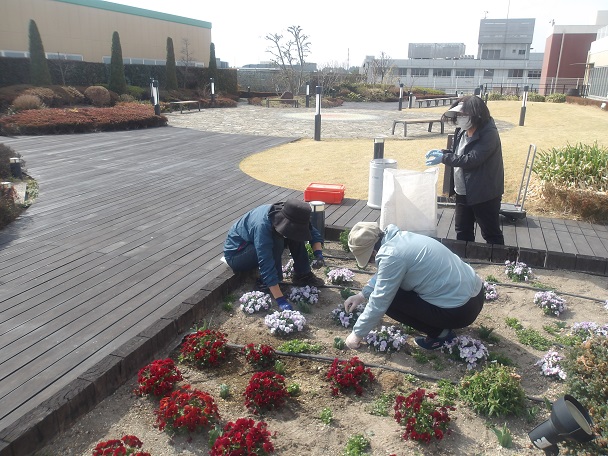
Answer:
[{"xmin": 241, "ymin": 101, "xmax": 608, "ymax": 216}]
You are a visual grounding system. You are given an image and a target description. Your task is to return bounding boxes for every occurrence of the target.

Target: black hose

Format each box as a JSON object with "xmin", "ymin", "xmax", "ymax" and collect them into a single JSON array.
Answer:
[
  {"xmin": 226, "ymin": 342, "xmax": 545, "ymax": 403},
  {"xmin": 486, "ymin": 281, "xmax": 607, "ymax": 304}
]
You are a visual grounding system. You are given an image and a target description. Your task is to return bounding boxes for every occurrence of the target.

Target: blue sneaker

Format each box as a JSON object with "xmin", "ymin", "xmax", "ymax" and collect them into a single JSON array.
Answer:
[{"xmin": 415, "ymin": 330, "xmax": 456, "ymax": 350}]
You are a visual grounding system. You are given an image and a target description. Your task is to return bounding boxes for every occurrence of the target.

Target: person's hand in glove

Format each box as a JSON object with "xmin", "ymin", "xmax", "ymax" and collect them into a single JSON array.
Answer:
[
  {"xmin": 344, "ymin": 292, "xmax": 366, "ymax": 313},
  {"xmin": 311, "ymin": 250, "xmax": 325, "ymax": 269},
  {"xmin": 275, "ymin": 296, "xmax": 293, "ymax": 311},
  {"xmin": 425, "ymin": 149, "xmax": 444, "ymax": 166},
  {"xmin": 345, "ymin": 331, "xmax": 363, "ymax": 349}
]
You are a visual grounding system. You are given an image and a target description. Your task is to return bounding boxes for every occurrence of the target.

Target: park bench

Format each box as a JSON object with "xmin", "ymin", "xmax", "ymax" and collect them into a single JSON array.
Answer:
[
  {"xmin": 265, "ymin": 91, "xmax": 299, "ymax": 108},
  {"xmin": 169, "ymin": 100, "xmax": 201, "ymax": 113},
  {"xmin": 415, "ymin": 97, "xmax": 459, "ymax": 108},
  {"xmin": 391, "ymin": 118, "xmax": 445, "ymax": 137}
]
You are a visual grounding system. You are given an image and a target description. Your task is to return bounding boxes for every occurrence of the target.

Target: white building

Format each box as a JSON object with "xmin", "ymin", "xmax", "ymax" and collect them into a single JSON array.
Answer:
[
  {"xmin": 586, "ymin": 18, "xmax": 608, "ymax": 100},
  {"xmin": 362, "ymin": 18, "xmax": 544, "ymax": 94}
]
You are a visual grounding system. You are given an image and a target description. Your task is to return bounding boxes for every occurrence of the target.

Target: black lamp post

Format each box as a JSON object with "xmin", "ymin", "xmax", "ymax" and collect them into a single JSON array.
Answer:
[
  {"xmin": 398, "ymin": 83, "xmax": 404, "ymax": 111},
  {"xmin": 149, "ymin": 78, "xmax": 160, "ymax": 116},
  {"xmin": 314, "ymin": 86, "xmax": 321, "ymax": 141},
  {"xmin": 373, "ymin": 138, "xmax": 385, "ymax": 159},
  {"xmin": 210, "ymin": 78, "xmax": 215, "ymax": 104},
  {"xmin": 519, "ymin": 85, "xmax": 529, "ymax": 126},
  {"xmin": 305, "ymin": 81, "xmax": 310, "ymax": 108}
]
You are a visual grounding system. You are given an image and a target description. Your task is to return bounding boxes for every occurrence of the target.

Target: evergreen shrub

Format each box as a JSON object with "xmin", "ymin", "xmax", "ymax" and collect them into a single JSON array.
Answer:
[{"xmin": 84, "ymin": 86, "xmax": 111, "ymax": 107}]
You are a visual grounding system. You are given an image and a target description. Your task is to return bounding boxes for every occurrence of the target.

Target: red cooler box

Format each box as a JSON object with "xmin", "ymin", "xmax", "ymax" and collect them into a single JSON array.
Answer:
[{"xmin": 304, "ymin": 183, "xmax": 345, "ymax": 204}]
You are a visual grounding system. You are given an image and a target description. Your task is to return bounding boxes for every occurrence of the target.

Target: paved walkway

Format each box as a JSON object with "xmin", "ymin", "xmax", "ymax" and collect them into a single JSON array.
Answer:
[
  {"xmin": 0, "ymin": 102, "xmax": 606, "ymax": 456},
  {"xmin": 165, "ymin": 100, "xmax": 513, "ymax": 139}
]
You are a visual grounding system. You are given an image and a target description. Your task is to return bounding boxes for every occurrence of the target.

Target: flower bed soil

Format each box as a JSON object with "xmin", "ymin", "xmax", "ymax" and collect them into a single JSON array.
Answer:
[{"xmin": 34, "ymin": 241, "xmax": 608, "ymax": 456}]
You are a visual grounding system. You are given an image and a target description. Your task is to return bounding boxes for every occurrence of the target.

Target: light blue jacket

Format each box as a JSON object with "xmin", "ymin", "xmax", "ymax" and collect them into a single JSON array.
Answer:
[{"xmin": 353, "ymin": 225, "xmax": 482, "ymax": 337}]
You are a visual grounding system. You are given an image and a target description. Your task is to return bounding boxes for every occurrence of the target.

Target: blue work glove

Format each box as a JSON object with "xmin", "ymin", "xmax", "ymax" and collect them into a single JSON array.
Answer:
[
  {"xmin": 425, "ymin": 149, "xmax": 444, "ymax": 166},
  {"xmin": 311, "ymin": 250, "xmax": 325, "ymax": 269},
  {"xmin": 276, "ymin": 296, "xmax": 293, "ymax": 311}
]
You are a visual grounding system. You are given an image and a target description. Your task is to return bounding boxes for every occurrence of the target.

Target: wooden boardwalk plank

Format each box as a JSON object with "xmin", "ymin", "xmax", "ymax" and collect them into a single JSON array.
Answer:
[{"xmin": 526, "ymin": 217, "xmax": 548, "ymax": 251}]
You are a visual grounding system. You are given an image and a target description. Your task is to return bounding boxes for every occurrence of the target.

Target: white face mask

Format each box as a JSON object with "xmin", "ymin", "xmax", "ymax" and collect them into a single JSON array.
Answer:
[{"xmin": 456, "ymin": 115, "xmax": 472, "ymax": 130}]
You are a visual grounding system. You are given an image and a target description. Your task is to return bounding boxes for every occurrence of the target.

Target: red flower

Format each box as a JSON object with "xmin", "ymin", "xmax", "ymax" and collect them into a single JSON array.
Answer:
[
  {"xmin": 155, "ymin": 385, "xmax": 220, "ymax": 433},
  {"xmin": 92, "ymin": 435, "xmax": 150, "ymax": 456},
  {"xmin": 210, "ymin": 418, "xmax": 275, "ymax": 455},
  {"xmin": 178, "ymin": 329, "xmax": 228, "ymax": 368},
  {"xmin": 243, "ymin": 343, "xmax": 277, "ymax": 370},
  {"xmin": 243, "ymin": 371, "xmax": 289, "ymax": 414},
  {"xmin": 135, "ymin": 358, "xmax": 182, "ymax": 397},
  {"xmin": 394, "ymin": 388, "xmax": 455, "ymax": 444},
  {"xmin": 325, "ymin": 357, "xmax": 375, "ymax": 396}
]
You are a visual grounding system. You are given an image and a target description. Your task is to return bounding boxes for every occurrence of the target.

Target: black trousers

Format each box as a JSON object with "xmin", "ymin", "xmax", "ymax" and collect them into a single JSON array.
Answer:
[
  {"xmin": 385, "ymin": 287, "xmax": 485, "ymax": 338},
  {"xmin": 455, "ymin": 194, "xmax": 504, "ymax": 245}
]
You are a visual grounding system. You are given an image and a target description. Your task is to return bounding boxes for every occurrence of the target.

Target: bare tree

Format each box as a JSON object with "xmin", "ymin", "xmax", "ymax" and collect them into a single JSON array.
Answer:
[
  {"xmin": 180, "ymin": 38, "xmax": 196, "ymax": 89},
  {"xmin": 55, "ymin": 53, "xmax": 66, "ymax": 86},
  {"xmin": 317, "ymin": 62, "xmax": 347, "ymax": 97},
  {"xmin": 265, "ymin": 25, "xmax": 310, "ymax": 94},
  {"xmin": 372, "ymin": 52, "xmax": 394, "ymax": 84}
]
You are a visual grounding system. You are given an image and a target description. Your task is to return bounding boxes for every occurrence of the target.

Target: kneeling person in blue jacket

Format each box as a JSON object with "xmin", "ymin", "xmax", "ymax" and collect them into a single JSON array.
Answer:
[
  {"xmin": 223, "ymin": 199, "xmax": 325, "ymax": 311},
  {"xmin": 343, "ymin": 222, "xmax": 484, "ymax": 350}
]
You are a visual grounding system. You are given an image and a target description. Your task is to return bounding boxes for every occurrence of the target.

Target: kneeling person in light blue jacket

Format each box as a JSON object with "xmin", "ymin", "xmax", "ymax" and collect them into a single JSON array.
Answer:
[{"xmin": 344, "ymin": 222, "xmax": 484, "ymax": 350}]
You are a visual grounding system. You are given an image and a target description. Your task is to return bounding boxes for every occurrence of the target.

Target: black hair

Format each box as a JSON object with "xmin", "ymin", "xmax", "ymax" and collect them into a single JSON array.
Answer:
[{"xmin": 443, "ymin": 95, "xmax": 491, "ymax": 129}]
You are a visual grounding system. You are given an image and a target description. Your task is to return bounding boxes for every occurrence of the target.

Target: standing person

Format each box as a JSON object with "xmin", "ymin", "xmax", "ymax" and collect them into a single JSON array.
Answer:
[
  {"xmin": 425, "ymin": 95, "xmax": 505, "ymax": 245},
  {"xmin": 223, "ymin": 199, "xmax": 325, "ymax": 311},
  {"xmin": 343, "ymin": 222, "xmax": 484, "ymax": 350}
]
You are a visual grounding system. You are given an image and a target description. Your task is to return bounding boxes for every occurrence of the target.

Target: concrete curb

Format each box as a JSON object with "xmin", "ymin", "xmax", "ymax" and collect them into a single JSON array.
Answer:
[
  {"xmin": 2, "ymin": 226, "xmax": 607, "ymax": 456},
  {"xmin": 325, "ymin": 225, "xmax": 608, "ymax": 275}
]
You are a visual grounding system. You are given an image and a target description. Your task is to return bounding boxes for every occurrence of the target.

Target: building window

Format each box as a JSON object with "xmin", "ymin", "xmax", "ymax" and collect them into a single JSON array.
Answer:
[
  {"xmin": 518, "ymin": 49, "xmax": 526, "ymax": 55},
  {"xmin": 481, "ymin": 49, "xmax": 501, "ymax": 59},
  {"xmin": 455, "ymin": 69, "xmax": 475, "ymax": 77},
  {"xmin": 398, "ymin": 68, "xmax": 408, "ymax": 76},
  {"xmin": 527, "ymin": 70, "xmax": 541, "ymax": 78},
  {"xmin": 411, "ymin": 68, "xmax": 429, "ymax": 76},
  {"xmin": 1, "ymin": 50, "xmax": 29, "ymax": 58},
  {"xmin": 483, "ymin": 69, "xmax": 494, "ymax": 78},
  {"xmin": 508, "ymin": 69, "xmax": 524, "ymax": 78},
  {"xmin": 46, "ymin": 52, "xmax": 83, "ymax": 61},
  {"xmin": 433, "ymin": 68, "xmax": 451, "ymax": 77}
]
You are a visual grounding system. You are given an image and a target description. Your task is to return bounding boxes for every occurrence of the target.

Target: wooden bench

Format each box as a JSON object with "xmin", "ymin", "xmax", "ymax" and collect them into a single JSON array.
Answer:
[
  {"xmin": 169, "ymin": 100, "xmax": 201, "ymax": 113},
  {"xmin": 265, "ymin": 91, "xmax": 299, "ymax": 108},
  {"xmin": 265, "ymin": 98, "xmax": 299, "ymax": 108},
  {"xmin": 415, "ymin": 97, "xmax": 459, "ymax": 108},
  {"xmin": 392, "ymin": 118, "xmax": 445, "ymax": 137}
]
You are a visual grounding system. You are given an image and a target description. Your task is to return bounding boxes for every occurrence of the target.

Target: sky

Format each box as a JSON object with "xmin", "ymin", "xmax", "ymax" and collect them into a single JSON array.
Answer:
[{"xmin": 106, "ymin": 0, "xmax": 607, "ymax": 68}]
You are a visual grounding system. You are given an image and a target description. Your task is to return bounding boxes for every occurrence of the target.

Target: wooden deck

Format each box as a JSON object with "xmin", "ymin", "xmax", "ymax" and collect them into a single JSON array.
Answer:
[{"xmin": 0, "ymin": 127, "xmax": 607, "ymax": 455}]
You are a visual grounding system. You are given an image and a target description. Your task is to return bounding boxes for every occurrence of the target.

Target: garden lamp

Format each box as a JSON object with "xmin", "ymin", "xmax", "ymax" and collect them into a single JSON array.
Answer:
[
  {"xmin": 306, "ymin": 81, "xmax": 310, "ymax": 108},
  {"xmin": 149, "ymin": 78, "xmax": 160, "ymax": 116},
  {"xmin": 373, "ymin": 138, "xmax": 385, "ymax": 159},
  {"xmin": 314, "ymin": 85, "xmax": 322, "ymax": 141},
  {"xmin": 519, "ymin": 85, "xmax": 529, "ymax": 126},
  {"xmin": 528, "ymin": 395, "xmax": 594, "ymax": 455}
]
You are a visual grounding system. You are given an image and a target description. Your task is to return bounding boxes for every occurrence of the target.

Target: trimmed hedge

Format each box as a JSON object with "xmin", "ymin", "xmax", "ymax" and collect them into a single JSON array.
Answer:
[
  {"xmin": 0, "ymin": 57, "xmax": 238, "ymax": 96},
  {"xmin": 0, "ymin": 102, "xmax": 167, "ymax": 135}
]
